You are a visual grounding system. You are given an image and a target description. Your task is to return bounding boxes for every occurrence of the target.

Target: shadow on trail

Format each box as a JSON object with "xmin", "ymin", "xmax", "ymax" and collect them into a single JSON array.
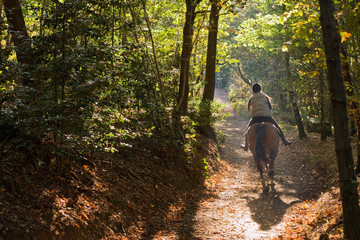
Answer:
[
  {"xmin": 217, "ymin": 117, "xmax": 322, "ymax": 232},
  {"xmin": 212, "ymin": 88, "xmax": 325, "ymax": 236},
  {"xmin": 237, "ymin": 153, "xmax": 322, "ymax": 231},
  {"xmin": 243, "ymin": 192, "xmax": 293, "ymax": 230}
]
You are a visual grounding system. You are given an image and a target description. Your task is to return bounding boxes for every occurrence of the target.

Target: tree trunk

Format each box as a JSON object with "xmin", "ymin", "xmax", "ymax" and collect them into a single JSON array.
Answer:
[
  {"xmin": 319, "ymin": 0, "xmax": 360, "ymax": 239},
  {"xmin": 0, "ymin": 0, "xmax": 3, "ymax": 50},
  {"xmin": 197, "ymin": 0, "xmax": 221, "ymax": 141},
  {"xmin": 129, "ymin": 6, "xmax": 140, "ymax": 45},
  {"xmin": 341, "ymin": 46, "xmax": 360, "ymax": 174},
  {"xmin": 176, "ymin": 0, "xmax": 201, "ymax": 115},
  {"xmin": 191, "ymin": 13, "xmax": 206, "ymax": 97},
  {"xmin": 282, "ymin": 3, "xmax": 307, "ymax": 139},
  {"xmin": 285, "ymin": 51, "xmax": 307, "ymax": 138},
  {"xmin": 142, "ymin": 0, "xmax": 167, "ymax": 107},
  {"xmin": 319, "ymin": 69, "xmax": 327, "ymax": 141},
  {"xmin": 227, "ymin": 62, "xmax": 252, "ymax": 87},
  {"xmin": 3, "ymin": 0, "xmax": 34, "ymax": 85},
  {"xmin": 202, "ymin": 0, "xmax": 220, "ymax": 102}
]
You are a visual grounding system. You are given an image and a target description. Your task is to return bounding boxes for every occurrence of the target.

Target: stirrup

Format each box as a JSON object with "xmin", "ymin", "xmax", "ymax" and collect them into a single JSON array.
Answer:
[{"xmin": 241, "ymin": 144, "xmax": 248, "ymax": 151}]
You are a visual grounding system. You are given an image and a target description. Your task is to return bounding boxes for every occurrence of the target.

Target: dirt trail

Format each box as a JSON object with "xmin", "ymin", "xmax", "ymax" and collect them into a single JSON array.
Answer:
[{"xmin": 192, "ymin": 89, "xmax": 321, "ymax": 239}]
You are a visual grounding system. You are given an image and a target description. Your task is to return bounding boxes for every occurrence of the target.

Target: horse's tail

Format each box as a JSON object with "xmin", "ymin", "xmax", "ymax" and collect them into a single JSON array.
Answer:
[{"xmin": 255, "ymin": 123, "xmax": 266, "ymax": 161}]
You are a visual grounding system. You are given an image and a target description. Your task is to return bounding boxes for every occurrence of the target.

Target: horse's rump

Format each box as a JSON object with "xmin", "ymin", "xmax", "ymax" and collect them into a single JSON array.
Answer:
[
  {"xmin": 246, "ymin": 122, "xmax": 280, "ymax": 192},
  {"xmin": 247, "ymin": 122, "xmax": 279, "ymax": 160}
]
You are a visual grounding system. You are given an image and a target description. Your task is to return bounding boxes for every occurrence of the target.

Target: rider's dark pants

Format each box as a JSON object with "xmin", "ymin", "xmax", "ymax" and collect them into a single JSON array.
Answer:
[{"xmin": 246, "ymin": 116, "xmax": 287, "ymax": 143}]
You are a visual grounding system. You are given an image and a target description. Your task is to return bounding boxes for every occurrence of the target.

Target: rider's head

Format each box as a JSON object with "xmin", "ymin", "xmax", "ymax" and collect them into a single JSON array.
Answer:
[{"xmin": 252, "ymin": 83, "xmax": 261, "ymax": 93}]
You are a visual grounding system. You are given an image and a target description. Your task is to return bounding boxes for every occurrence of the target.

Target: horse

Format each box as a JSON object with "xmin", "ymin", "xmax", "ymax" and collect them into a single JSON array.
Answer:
[{"xmin": 247, "ymin": 122, "xmax": 279, "ymax": 192}]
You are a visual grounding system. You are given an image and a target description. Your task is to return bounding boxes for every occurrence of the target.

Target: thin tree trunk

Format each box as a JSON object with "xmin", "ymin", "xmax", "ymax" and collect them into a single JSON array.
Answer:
[
  {"xmin": 129, "ymin": 6, "xmax": 140, "ymax": 45},
  {"xmin": 319, "ymin": 0, "xmax": 360, "ymax": 239},
  {"xmin": 39, "ymin": 3, "xmax": 44, "ymax": 37},
  {"xmin": 284, "ymin": 51, "xmax": 307, "ymax": 138},
  {"xmin": 176, "ymin": 0, "xmax": 201, "ymax": 115},
  {"xmin": 282, "ymin": 3, "xmax": 307, "ymax": 139},
  {"xmin": 111, "ymin": 3, "xmax": 115, "ymax": 48},
  {"xmin": 142, "ymin": 0, "xmax": 167, "ymax": 107},
  {"xmin": 319, "ymin": 69, "xmax": 327, "ymax": 141},
  {"xmin": 0, "ymin": 1, "xmax": 3, "ymax": 50},
  {"xmin": 191, "ymin": 13, "xmax": 206, "ymax": 97},
  {"xmin": 3, "ymin": 0, "xmax": 34, "ymax": 86},
  {"xmin": 227, "ymin": 62, "xmax": 252, "ymax": 87},
  {"xmin": 341, "ymin": 46, "xmax": 360, "ymax": 174},
  {"xmin": 121, "ymin": 6, "xmax": 128, "ymax": 45}
]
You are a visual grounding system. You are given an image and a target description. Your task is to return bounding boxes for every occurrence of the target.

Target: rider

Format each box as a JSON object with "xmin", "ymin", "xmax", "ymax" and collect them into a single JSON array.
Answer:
[{"xmin": 241, "ymin": 83, "xmax": 292, "ymax": 151}]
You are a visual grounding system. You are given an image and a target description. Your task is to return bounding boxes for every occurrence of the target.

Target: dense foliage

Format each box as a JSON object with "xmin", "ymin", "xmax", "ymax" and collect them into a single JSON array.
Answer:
[
  {"xmin": 0, "ymin": 0, "xmax": 359, "ymax": 168},
  {"xmin": 1, "ymin": 0, "xmax": 196, "ymax": 174}
]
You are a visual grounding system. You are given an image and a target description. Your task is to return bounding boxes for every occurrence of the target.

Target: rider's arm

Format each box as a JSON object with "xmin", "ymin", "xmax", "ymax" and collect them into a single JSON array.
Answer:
[{"xmin": 266, "ymin": 96, "xmax": 272, "ymax": 110}]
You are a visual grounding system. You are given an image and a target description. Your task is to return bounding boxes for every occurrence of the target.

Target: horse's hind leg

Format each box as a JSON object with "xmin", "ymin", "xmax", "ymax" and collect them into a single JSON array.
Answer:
[
  {"xmin": 268, "ymin": 161, "xmax": 274, "ymax": 184},
  {"xmin": 255, "ymin": 157, "xmax": 268, "ymax": 192},
  {"xmin": 268, "ymin": 167, "xmax": 275, "ymax": 192},
  {"xmin": 254, "ymin": 158, "xmax": 264, "ymax": 184},
  {"xmin": 268, "ymin": 153, "xmax": 276, "ymax": 191}
]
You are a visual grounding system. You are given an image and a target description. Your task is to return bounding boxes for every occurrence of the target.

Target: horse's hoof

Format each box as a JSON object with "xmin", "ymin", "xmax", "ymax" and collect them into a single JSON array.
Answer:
[
  {"xmin": 269, "ymin": 179, "xmax": 275, "ymax": 185},
  {"xmin": 263, "ymin": 185, "xmax": 270, "ymax": 193}
]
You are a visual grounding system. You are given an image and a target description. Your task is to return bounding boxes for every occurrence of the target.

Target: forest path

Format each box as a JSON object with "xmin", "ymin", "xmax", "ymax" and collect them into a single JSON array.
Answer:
[{"xmin": 191, "ymin": 89, "xmax": 321, "ymax": 239}]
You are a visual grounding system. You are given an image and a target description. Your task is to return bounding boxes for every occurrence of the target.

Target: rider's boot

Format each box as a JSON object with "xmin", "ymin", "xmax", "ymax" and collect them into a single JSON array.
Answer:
[
  {"xmin": 241, "ymin": 137, "xmax": 248, "ymax": 151},
  {"xmin": 279, "ymin": 131, "xmax": 292, "ymax": 146}
]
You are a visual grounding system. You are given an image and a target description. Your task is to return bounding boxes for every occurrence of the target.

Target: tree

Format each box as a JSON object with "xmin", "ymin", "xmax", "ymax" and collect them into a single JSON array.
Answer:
[
  {"xmin": 141, "ymin": 0, "xmax": 167, "ymax": 107},
  {"xmin": 176, "ymin": 0, "xmax": 202, "ymax": 116},
  {"xmin": 319, "ymin": 68, "xmax": 327, "ymax": 141},
  {"xmin": 0, "ymin": 0, "xmax": 3, "ymax": 49},
  {"xmin": 341, "ymin": 46, "xmax": 360, "ymax": 174},
  {"xmin": 202, "ymin": 0, "xmax": 221, "ymax": 102},
  {"xmin": 283, "ymin": 3, "xmax": 307, "ymax": 139},
  {"xmin": 318, "ymin": 0, "xmax": 360, "ymax": 239},
  {"xmin": 284, "ymin": 48, "xmax": 307, "ymax": 138},
  {"xmin": 197, "ymin": 0, "xmax": 221, "ymax": 140},
  {"xmin": 3, "ymin": 0, "xmax": 34, "ymax": 86}
]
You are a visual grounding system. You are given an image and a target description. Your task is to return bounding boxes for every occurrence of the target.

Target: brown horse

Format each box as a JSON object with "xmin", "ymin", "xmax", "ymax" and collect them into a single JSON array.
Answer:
[{"xmin": 247, "ymin": 122, "xmax": 279, "ymax": 192}]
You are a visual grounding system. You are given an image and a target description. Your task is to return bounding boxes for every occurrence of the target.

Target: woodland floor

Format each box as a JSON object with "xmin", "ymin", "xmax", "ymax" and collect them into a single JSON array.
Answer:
[
  {"xmin": 190, "ymin": 89, "xmax": 344, "ymax": 240},
  {"xmin": 0, "ymin": 89, "xmax": 355, "ymax": 240}
]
